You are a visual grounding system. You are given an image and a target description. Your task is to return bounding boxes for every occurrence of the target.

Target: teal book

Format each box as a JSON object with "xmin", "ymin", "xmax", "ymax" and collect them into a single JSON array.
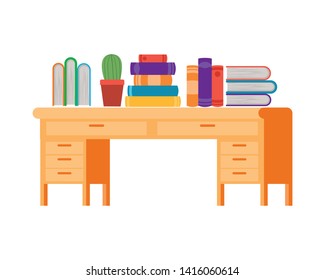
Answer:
[
  {"xmin": 127, "ymin": 85, "xmax": 179, "ymax": 96},
  {"xmin": 226, "ymin": 80, "xmax": 277, "ymax": 94},
  {"xmin": 78, "ymin": 63, "xmax": 91, "ymax": 106}
]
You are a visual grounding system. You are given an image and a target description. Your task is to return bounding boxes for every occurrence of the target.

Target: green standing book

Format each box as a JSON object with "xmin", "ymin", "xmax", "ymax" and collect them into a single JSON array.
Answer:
[{"xmin": 64, "ymin": 57, "xmax": 78, "ymax": 106}]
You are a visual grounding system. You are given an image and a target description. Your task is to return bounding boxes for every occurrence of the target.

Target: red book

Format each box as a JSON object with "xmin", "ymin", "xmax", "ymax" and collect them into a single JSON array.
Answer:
[
  {"xmin": 212, "ymin": 65, "xmax": 223, "ymax": 107},
  {"xmin": 139, "ymin": 54, "xmax": 168, "ymax": 63}
]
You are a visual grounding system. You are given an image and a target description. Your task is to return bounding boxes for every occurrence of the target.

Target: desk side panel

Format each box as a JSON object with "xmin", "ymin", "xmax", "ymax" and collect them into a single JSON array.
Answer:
[{"xmin": 259, "ymin": 108, "xmax": 292, "ymax": 183}]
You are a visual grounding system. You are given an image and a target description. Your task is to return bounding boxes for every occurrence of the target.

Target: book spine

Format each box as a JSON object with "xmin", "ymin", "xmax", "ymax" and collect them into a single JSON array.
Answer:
[
  {"xmin": 226, "ymin": 80, "xmax": 277, "ymax": 94},
  {"xmin": 212, "ymin": 66, "xmax": 223, "ymax": 107},
  {"xmin": 128, "ymin": 86, "xmax": 178, "ymax": 96},
  {"xmin": 226, "ymin": 66, "xmax": 271, "ymax": 80},
  {"xmin": 78, "ymin": 63, "xmax": 91, "ymax": 106},
  {"xmin": 133, "ymin": 75, "xmax": 172, "ymax": 86},
  {"xmin": 198, "ymin": 58, "xmax": 212, "ymax": 107},
  {"xmin": 52, "ymin": 63, "xmax": 64, "ymax": 106},
  {"xmin": 125, "ymin": 96, "xmax": 181, "ymax": 107},
  {"xmin": 64, "ymin": 57, "xmax": 78, "ymax": 106},
  {"xmin": 130, "ymin": 62, "xmax": 176, "ymax": 75},
  {"xmin": 226, "ymin": 94, "xmax": 271, "ymax": 106},
  {"xmin": 139, "ymin": 54, "xmax": 168, "ymax": 62},
  {"xmin": 186, "ymin": 65, "xmax": 198, "ymax": 107}
]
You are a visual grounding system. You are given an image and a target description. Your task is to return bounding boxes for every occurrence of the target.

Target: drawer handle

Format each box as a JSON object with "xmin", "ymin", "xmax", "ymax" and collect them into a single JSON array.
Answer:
[
  {"xmin": 232, "ymin": 144, "xmax": 247, "ymax": 147},
  {"xmin": 57, "ymin": 158, "xmax": 72, "ymax": 161},
  {"xmin": 200, "ymin": 124, "xmax": 215, "ymax": 127},
  {"xmin": 57, "ymin": 172, "xmax": 72, "ymax": 175},
  {"xmin": 232, "ymin": 172, "xmax": 247, "ymax": 175},
  {"xmin": 89, "ymin": 124, "xmax": 104, "ymax": 127},
  {"xmin": 232, "ymin": 158, "xmax": 247, "ymax": 161},
  {"xmin": 57, "ymin": 144, "xmax": 71, "ymax": 147}
]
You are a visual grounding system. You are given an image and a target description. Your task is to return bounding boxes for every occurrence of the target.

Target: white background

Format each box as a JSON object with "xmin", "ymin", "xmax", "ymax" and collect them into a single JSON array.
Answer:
[{"xmin": 0, "ymin": 0, "xmax": 324, "ymax": 279}]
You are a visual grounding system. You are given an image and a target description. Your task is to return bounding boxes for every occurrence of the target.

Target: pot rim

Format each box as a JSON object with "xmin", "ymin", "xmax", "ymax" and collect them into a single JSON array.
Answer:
[{"xmin": 100, "ymin": 79, "xmax": 124, "ymax": 86}]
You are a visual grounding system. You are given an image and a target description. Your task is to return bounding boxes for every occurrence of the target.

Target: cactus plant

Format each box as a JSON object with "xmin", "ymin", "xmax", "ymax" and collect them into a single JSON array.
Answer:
[{"xmin": 102, "ymin": 54, "xmax": 122, "ymax": 80}]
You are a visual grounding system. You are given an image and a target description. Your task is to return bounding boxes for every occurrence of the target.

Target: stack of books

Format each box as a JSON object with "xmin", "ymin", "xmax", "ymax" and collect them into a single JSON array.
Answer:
[
  {"xmin": 186, "ymin": 58, "xmax": 223, "ymax": 107},
  {"xmin": 126, "ymin": 54, "xmax": 180, "ymax": 107},
  {"xmin": 225, "ymin": 66, "xmax": 277, "ymax": 106},
  {"xmin": 52, "ymin": 57, "xmax": 91, "ymax": 106}
]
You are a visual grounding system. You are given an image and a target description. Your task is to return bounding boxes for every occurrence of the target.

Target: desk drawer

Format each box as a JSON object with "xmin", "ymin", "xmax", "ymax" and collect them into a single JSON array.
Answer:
[
  {"xmin": 157, "ymin": 121, "xmax": 258, "ymax": 136},
  {"xmin": 220, "ymin": 155, "xmax": 258, "ymax": 168},
  {"xmin": 46, "ymin": 155, "xmax": 83, "ymax": 168},
  {"xmin": 46, "ymin": 121, "xmax": 147, "ymax": 136},
  {"xmin": 220, "ymin": 169, "xmax": 259, "ymax": 182},
  {"xmin": 45, "ymin": 169, "xmax": 83, "ymax": 183},
  {"xmin": 220, "ymin": 142, "xmax": 258, "ymax": 155},
  {"xmin": 46, "ymin": 142, "xmax": 83, "ymax": 155}
]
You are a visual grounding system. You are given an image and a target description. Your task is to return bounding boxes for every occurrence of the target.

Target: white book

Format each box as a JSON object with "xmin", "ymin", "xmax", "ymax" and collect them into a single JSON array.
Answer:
[
  {"xmin": 52, "ymin": 63, "xmax": 64, "ymax": 106},
  {"xmin": 78, "ymin": 63, "xmax": 91, "ymax": 106},
  {"xmin": 226, "ymin": 66, "xmax": 271, "ymax": 80},
  {"xmin": 64, "ymin": 57, "xmax": 77, "ymax": 106}
]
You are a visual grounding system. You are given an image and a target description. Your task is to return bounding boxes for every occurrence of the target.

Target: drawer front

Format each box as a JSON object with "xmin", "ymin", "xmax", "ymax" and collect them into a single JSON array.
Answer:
[
  {"xmin": 46, "ymin": 155, "xmax": 83, "ymax": 168},
  {"xmin": 46, "ymin": 142, "xmax": 83, "ymax": 155},
  {"xmin": 220, "ymin": 155, "xmax": 258, "ymax": 168},
  {"xmin": 220, "ymin": 142, "xmax": 258, "ymax": 155},
  {"xmin": 46, "ymin": 121, "xmax": 147, "ymax": 136},
  {"xmin": 220, "ymin": 169, "xmax": 259, "ymax": 182},
  {"xmin": 157, "ymin": 121, "xmax": 258, "ymax": 136},
  {"xmin": 45, "ymin": 169, "xmax": 83, "ymax": 183}
]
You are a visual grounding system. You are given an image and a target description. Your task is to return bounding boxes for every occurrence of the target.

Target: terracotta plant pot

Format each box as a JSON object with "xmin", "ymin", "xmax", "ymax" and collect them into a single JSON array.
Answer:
[{"xmin": 100, "ymin": 80, "xmax": 124, "ymax": 106}]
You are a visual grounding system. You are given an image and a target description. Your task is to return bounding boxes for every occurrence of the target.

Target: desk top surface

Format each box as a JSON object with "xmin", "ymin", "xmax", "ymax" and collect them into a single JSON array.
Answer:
[{"xmin": 33, "ymin": 107, "xmax": 291, "ymax": 120}]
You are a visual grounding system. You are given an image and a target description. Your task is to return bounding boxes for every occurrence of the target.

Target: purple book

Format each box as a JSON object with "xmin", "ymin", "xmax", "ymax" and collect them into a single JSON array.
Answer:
[
  {"xmin": 198, "ymin": 58, "xmax": 212, "ymax": 107},
  {"xmin": 130, "ymin": 62, "xmax": 176, "ymax": 75}
]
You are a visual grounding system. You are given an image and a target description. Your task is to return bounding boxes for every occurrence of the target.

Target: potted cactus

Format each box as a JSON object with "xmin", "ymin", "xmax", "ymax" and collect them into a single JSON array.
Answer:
[{"xmin": 100, "ymin": 54, "xmax": 124, "ymax": 106}]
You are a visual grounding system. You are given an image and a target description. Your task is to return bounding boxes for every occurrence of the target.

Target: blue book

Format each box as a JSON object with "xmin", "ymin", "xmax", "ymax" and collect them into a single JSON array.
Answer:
[
  {"xmin": 226, "ymin": 80, "xmax": 277, "ymax": 94},
  {"xmin": 78, "ymin": 63, "xmax": 91, "ymax": 106},
  {"xmin": 127, "ymin": 86, "xmax": 179, "ymax": 96}
]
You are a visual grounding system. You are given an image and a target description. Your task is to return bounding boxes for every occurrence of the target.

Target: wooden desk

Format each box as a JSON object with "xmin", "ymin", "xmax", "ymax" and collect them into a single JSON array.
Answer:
[{"xmin": 33, "ymin": 107, "xmax": 292, "ymax": 206}]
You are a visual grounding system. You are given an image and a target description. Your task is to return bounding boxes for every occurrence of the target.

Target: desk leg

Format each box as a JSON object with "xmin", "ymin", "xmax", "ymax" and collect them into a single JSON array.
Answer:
[
  {"xmin": 217, "ymin": 184, "xmax": 224, "ymax": 206},
  {"xmin": 41, "ymin": 183, "xmax": 48, "ymax": 206},
  {"xmin": 285, "ymin": 183, "xmax": 292, "ymax": 205},
  {"xmin": 260, "ymin": 183, "xmax": 268, "ymax": 206},
  {"xmin": 85, "ymin": 139, "xmax": 110, "ymax": 206},
  {"xmin": 103, "ymin": 184, "xmax": 110, "ymax": 206},
  {"xmin": 83, "ymin": 183, "xmax": 90, "ymax": 206},
  {"xmin": 102, "ymin": 139, "xmax": 110, "ymax": 206}
]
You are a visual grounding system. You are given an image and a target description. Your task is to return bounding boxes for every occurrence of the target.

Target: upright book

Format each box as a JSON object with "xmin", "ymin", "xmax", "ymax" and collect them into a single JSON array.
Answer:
[
  {"xmin": 130, "ymin": 62, "xmax": 176, "ymax": 75},
  {"xmin": 212, "ymin": 65, "xmax": 223, "ymax": 107},
  {"xmin": 226, "ymin": 66, "xmax": 271, "ymax": 80},
  {"xmin": 64, "ymin": 57, "xmax": 78, "ymax": 106},
  {"xmin": 198, "ymin": 58, "xmax": 212, "ymax": 107},
  {"xmin": 78, "ymin": 63, "xmax": 91, "ymax": 106},
  {"xmin": 52, "ymin": 63, "xmax": 64, "ymax": 106},
  {"xmin": 186, "ymin": 65, "xmax": 198, "ymax": 107}
]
